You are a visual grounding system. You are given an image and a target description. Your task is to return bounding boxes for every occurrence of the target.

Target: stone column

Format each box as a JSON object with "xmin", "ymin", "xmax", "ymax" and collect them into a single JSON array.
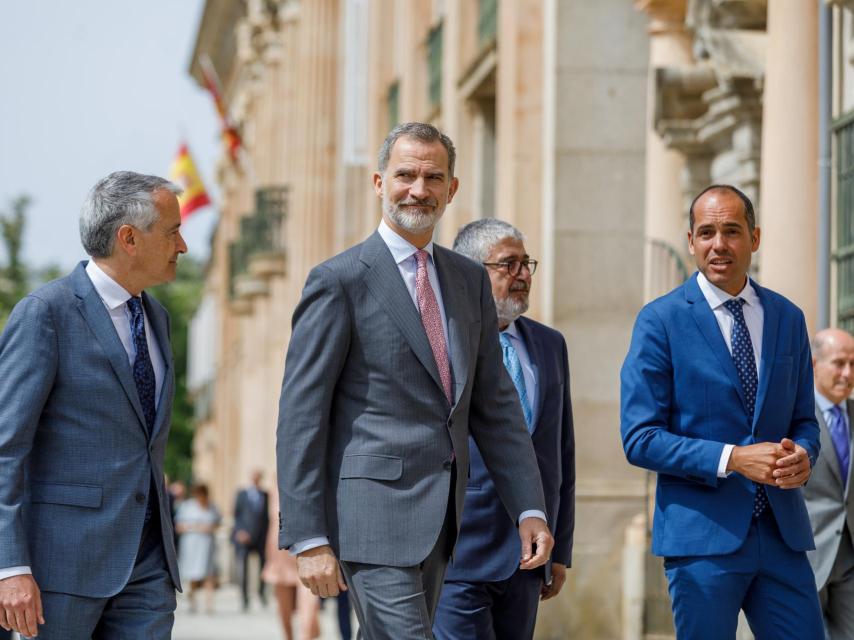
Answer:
[
  {"xmin": 759, "ymin": 1, "xmax": 818, "ymax": 330},
  {"xmin": 290, "ymin": 0, "xmax": 339, "ymax": 280},
  {"xmin": 637, "ymin": 0, "xmax": 692, "ymax": 302}
]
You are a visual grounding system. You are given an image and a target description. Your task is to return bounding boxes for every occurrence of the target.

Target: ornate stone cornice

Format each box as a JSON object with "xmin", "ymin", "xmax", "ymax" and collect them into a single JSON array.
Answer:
[{"xmin": 827, "ymin": 0, "xmax": 854, "ymax": 11}]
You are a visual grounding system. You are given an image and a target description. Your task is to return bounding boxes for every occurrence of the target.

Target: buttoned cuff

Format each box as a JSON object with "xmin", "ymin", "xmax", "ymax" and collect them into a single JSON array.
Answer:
[
  {"xmin": 289, "ymin": 537, "xmax": 330, "ymax": 556},
  {"xmin": 717, "ymin": 444, "xmax": 735, "ymax": 478},
  {"xmin": 0, "ymin": 566, "xmax": 32, "ymax": 581},
  {"xmin": 518, "ymin": 510, "xmax": 547, "ymax": 524}
]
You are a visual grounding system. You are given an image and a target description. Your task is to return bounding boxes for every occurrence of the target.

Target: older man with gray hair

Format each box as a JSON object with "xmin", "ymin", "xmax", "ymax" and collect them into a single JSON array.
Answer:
[
  {"xmin": 0, "ymin": 171, "xmax": 186, "ymax": 639},
  {"xmin": 434, "ymin": 219, "xmax": 576, "ymax": 640}
]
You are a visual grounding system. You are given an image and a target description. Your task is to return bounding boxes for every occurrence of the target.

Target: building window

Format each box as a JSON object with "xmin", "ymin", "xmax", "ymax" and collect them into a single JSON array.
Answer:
[
  {"xmin": 428, "ymin": 21, "xmax": 443, "ymax": 110},
  {"xmin": 388, "ymin": 81, "xmax": 400, "ymax": 130},
  {"xmin": 835, "ymin": 111, "xmax": 854, "ymax": 331},
  {"xmin": 479, "ymin": 0, "xmax": 498, "ymax": 45}
]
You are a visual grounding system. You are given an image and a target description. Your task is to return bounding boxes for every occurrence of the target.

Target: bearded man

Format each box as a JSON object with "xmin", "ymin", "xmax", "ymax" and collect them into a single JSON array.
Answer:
[
  {"xmin": 433, "ymin": 219, "xmax": 575, "ymax": 640},
  {"xmin": 276, "ymin": 122, "xmax": 553, "ymax": 639}
]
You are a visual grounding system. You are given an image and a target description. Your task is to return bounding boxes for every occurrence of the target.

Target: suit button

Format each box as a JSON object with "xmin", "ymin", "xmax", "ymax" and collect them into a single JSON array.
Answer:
[
  {"xmin": 837, "ymin": 529, "xmax": 843, "ymax": 536},
  {"xmin": 443, "ymin": 460, "xmax": 452, "ymax": 471},
  {"xmin": 136, "ymin": 493, "xmax": 146, "ymax": 504},
  {"xmin": 447, "ymin": 419, "xmax": 454, "ymax": 428}
]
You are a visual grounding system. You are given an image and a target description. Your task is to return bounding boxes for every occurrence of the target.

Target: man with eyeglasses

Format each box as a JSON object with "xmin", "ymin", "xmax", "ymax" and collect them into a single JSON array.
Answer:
[{"xmin": 434, "ymin": 219, "xmax": 575, "ymax": 640}]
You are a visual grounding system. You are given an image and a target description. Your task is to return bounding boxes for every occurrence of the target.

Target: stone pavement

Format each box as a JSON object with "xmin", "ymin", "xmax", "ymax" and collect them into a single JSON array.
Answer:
[{"xmin": 172, "ymin": 583, "xmax": 350, "ymax": 640}]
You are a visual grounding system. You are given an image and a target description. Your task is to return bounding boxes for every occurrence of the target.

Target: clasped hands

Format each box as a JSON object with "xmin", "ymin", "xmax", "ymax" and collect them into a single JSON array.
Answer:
[
  {"xmin": 297, "ymin": 519, "xmax": 555, "ymax": 599},
  {"xmin": 727, "ymin": 437, "xmax": 812, "ymax": 488}
]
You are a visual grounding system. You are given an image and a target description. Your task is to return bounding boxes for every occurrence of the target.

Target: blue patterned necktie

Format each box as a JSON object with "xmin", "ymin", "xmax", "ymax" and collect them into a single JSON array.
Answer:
[
  {"xmin": 500, "ymin": 332, "xmax": 533, "ymax": 432},
  {"xmin": 723, "ymin": 298, "xmax": 767, "ymax": 516},
  {"xmin": 829, "ymin": 404, "xmax": 850, "ymax": 487},
  {"xmin": 127, "ymin": 296, "xmax": 156, "ymax": 434}
]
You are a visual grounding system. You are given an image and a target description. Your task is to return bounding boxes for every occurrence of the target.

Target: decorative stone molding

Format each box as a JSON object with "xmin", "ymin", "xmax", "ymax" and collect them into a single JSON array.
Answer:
[{"xmin": 827, "ymin": 0, "xmax": 854, "ymax": 12}]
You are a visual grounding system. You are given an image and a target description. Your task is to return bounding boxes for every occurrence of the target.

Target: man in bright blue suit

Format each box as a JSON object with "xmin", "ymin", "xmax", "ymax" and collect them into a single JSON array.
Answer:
[
  {"xmin": 434, "ymin": 219, "xmax": 575, "ymax": 640},
  {"xmin": 0, "ymin": 172, "xmax": 186, "ymax": 639},
  {"xmin": 621, "ymin": 185, "xmax": 823, "ymax": 639}
]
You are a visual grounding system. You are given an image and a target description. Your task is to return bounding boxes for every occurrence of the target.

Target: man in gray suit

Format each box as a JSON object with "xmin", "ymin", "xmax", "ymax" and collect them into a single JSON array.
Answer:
[
  {"xmin": 806, "ymin": 328, "xmax": 854, "ymax": 639},
  {"xmin": 0, "ymin": 172, "xmax": 186, "ymax": 639},
  {"xmin": 277, "ymin": 122, "xmax": 552, "ymax": 639}
]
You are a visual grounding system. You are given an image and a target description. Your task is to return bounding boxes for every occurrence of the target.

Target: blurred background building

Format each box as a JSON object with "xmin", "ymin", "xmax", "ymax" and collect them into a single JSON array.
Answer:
[{"xmin": 185, "ymin": 1, "xmax": 854, "ymax": 637}]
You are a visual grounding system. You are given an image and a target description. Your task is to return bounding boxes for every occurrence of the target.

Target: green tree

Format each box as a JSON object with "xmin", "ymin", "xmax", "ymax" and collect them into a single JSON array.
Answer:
[
  {"xmin": 150, "ymin": 256, "xmax": 204, "ymax": 484},
  {"xmin": 0, "ymin": 196, "xmax": 33, "ymax": 328}
]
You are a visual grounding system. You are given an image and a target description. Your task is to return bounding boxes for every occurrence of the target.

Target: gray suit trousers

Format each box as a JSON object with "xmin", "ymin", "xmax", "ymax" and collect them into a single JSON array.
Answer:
[{"xmin": 820, "ymin": 524, "xmax": 854, "ymax": 640}]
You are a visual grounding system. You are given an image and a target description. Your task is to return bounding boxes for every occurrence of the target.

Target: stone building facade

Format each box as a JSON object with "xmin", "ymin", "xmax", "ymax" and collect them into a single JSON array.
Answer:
[{"xmin": 186, "ymin": 0, "xmax": 854, "ymax": 637}]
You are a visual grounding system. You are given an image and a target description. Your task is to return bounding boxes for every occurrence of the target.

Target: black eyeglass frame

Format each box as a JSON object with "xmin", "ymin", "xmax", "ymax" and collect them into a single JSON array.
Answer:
[{"xmin": 482, "ymin": 259, "xmax": 538, "ymax": 277}]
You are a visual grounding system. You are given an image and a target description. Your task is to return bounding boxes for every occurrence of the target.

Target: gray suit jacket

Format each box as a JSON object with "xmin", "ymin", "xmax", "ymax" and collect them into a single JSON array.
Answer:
[
  {"xmin": 0, "ymin": 262, "xmax": 180, "ymax": 597},
  {"xmin": 277, "ymin": 232, "xmax": 546, "ymax": 567},
  {"xmin": 804, "ymin": 399, "xmax": 854, "ymax": 589}
]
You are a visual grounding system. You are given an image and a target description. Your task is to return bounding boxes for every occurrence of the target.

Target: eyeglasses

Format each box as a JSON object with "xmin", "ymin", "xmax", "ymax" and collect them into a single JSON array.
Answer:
[{"xmin": 482, "ymin": 259, "xmax": 538, "ymax": 277}]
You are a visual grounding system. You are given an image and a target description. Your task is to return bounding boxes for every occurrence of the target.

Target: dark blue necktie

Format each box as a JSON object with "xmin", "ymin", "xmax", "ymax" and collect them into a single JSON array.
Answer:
[
  {"xmin": 829, "ymin": 404, "xmax": 850, "ymax": 487},
  {"xmin": 127, "ymin": 296, "xmax": 156, "ymax": 434},
  {"xmin": 723, "ymin": 298, "xmax": 766, "ymax": 516}
]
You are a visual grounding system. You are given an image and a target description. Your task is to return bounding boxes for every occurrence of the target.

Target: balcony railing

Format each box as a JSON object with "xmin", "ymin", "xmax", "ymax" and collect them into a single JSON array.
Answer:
[{"xmin": 228, "ymin": 186, "xmax": 288, "ymax": 300}]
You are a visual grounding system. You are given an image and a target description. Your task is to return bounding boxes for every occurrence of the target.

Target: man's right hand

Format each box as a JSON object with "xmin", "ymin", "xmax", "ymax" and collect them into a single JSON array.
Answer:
[
  {"xmin": 0, "ymin": 574, "xmax": 43, "ymax": 638},
  {"xmin": 727, "ymin": 441, "xmax": 787, "ymax": 484},
  {"xmin": 296, "ymin": 545, "xmax": 347, "ymax": 598}
]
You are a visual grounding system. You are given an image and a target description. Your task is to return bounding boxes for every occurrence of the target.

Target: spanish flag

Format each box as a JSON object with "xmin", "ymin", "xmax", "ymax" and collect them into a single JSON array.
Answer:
[{"xmin": 170, "ymin": 143, "xmax": 211, "ymax": 219}]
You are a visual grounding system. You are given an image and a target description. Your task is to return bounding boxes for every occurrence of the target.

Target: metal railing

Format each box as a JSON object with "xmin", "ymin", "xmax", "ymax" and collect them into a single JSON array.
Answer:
[{"xmin": 228, "ymin": 186, "xmax": 288, "ymax": 298}]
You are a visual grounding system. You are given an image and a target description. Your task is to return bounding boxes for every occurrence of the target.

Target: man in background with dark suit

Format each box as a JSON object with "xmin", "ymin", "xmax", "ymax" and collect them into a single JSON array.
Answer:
[
  {"xmin": 434, "ymin": 219, "xmax": 575, "ymax": 640},
  {"xmin": 233, "ymin": 470, "xmax": 270, "ymax": 611},
  {"xmin": 805, "ymin": 328, "xmax": 854, "ymax": 638}
]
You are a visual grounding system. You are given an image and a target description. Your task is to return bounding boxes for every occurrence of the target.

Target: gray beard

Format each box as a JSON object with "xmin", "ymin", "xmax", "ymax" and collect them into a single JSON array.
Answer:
[
  {"xmin": 495, "ymin": 294, "xmax": 529, "ymax": 327},
  {"xmin": 383, "ymin": 194, "xmax": 441, "ymax": 233}
]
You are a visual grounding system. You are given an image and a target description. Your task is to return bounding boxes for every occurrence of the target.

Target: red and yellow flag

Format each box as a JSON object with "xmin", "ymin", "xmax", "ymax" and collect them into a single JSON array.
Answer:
[
  {"xmin": 200, "ymin": 54, "xmax": 242, "ymax": 164},
  {"xmin": 170, "ymin": 143, "xmax": 211, "ymax": 219}
]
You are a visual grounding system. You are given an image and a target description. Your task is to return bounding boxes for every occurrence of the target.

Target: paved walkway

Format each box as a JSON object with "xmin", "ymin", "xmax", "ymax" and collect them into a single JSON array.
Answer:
[{"xmin": 173, "ymin": 584, "xmax": 349, "ymax": 640}]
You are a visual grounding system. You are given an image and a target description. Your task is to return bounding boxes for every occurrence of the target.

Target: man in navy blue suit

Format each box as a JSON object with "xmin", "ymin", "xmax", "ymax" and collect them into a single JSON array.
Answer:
[
  {"xmin": 621, "ymin": 185, "xmax": 823, "ymax": 639},
  {"xmin": 434, "ymin": 219, "xmax": 575, "ymax": 640}
]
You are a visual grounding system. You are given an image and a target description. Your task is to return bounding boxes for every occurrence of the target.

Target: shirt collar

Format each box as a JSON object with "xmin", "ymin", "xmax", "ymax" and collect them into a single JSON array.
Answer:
[
  {"xmin": 502, "ymin": 320, "xmax": 521, "ymax": 341},
  {"xmin": 815, "ymin": 389, "xmax": 845, "ymax": 415},
  {"xmin": 85, "ymin": 260, "xmax": 134, "ymax": 310},
  {"xmin": 696, "ymin": 271, "xmax": 759, "ymax": 311},
  {"xmin": 378, "ymin": 218, "xmax": 435, "ymax": 265}
]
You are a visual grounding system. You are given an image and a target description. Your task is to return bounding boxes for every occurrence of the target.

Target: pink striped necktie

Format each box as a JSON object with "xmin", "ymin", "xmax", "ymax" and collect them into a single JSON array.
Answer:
[{"xmin": 414, "ymin": 249, "xmax": 453, "ymax": 404}]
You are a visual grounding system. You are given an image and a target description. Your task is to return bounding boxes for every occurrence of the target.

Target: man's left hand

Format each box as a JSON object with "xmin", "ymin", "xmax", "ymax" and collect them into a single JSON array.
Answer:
[
  {"xmin": 518, "ymin": 517, "xmax": 554, "ymax": 570},
  {"xmin": 540, "ymin": 562, "xmax": 566, "ymax": 601},
  {"xmin": 773, "ymin": 438, "xmax": 812, "ymax": 489}
]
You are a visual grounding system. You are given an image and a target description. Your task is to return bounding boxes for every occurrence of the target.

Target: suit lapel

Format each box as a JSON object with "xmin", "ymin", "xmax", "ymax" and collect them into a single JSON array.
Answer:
[
  {"xmin": 752, "ymin": 283, "xmax": 779, "ymax": 431},
  {"xmin": 816, "ymin": 403, "xmax": 844, "ymax": 488},
  {"xmin": 846, "ymin": 400, "xmax": 854, "ymax": 497},
  {"xmin": 433, "ymin": 246, "xmax": 469, "ymax": 406},
  {"xmin": 685, "ymin": 275, "xmax": 750, "ymax": 416},
  {"xmin": 142, "ymin": 292, "xmax": 172, "ymax": 440},
  {"xmin": 516, "ymin": 317, "xmax": 544, "ymax": 433},
  {"xmin": 72, "ymin": 263, "xmax": 149, "ymax": 435},
  {"xmin": 360, "ymin": 233, "xmax": 447, "ymax": 401}
]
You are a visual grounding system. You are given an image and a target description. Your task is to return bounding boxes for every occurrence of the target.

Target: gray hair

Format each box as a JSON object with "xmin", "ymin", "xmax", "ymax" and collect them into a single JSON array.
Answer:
[
  {"xmin": 378, "ymin": 122, "xmax": 457, "ymax": 177},
  {"xmin": 453, "ymin": 218, "xmax": 525, "ymax": 263},
  {"xmin": 80, "ymin": 171, "xmax": 182, "ymax": 258}
]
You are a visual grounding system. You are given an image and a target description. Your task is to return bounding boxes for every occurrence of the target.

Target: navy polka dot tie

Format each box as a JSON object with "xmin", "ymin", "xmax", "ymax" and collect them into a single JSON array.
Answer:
[
  {"xmin": 723, "ymin": 298, "xmax": 766, "ymax": 517},
  {"xmin": 127, "ymin": 296, "xmax": 156, "ymax": 435}
]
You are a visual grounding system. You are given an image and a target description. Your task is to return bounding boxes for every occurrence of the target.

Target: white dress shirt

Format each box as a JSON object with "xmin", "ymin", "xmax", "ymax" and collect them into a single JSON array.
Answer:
[
  {"xmin": 695, "ymin": 272, "xmax": 765, "ymax": 477},
  {"xmin": 0, "ymin": 261, "xmax": 165, "ymax": 582},
  {"xmin": 291, "ymin": 224, "xmax": 545, "ymax": 556}
]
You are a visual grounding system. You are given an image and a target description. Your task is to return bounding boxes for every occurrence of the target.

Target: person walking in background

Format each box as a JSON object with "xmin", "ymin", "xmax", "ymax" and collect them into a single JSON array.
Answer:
[
  {"xmin": 175, "ymin": 484, "xmax": 221, "ymax": 614},
  {"xmin": 434, "ymin": 219, "xmax": 575, "ymax": 640},
  {"xmin": 0, "ymin": 171, "xmax": 185, "ymax": 639},
  {"xmin": 276, "ymin": 122, "xmax": 552, "ymax": 639},
  {"xmin": 232, "ymin": 470, "xmax": 270, "ymax": 611},
  {"xmin": 620, "ymin": 184, "xmax": 823, "ymax": 639},
  {"xmin": 262, "ymin": 485, "xmax": 320, "ymax": 640},
  {"xmin": 805, "ymin": 328, "xmax": 854, "ymax": 638}
]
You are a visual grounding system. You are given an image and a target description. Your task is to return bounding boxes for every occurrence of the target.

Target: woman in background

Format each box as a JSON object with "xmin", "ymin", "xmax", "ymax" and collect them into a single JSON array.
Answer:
[
  {"xmin": 261, "ymin": 485, "xmax": 321, "ymax": 640},
  {"xmin": 175, "ymin": 483, "xmax": 221, "ymax": 613}
]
